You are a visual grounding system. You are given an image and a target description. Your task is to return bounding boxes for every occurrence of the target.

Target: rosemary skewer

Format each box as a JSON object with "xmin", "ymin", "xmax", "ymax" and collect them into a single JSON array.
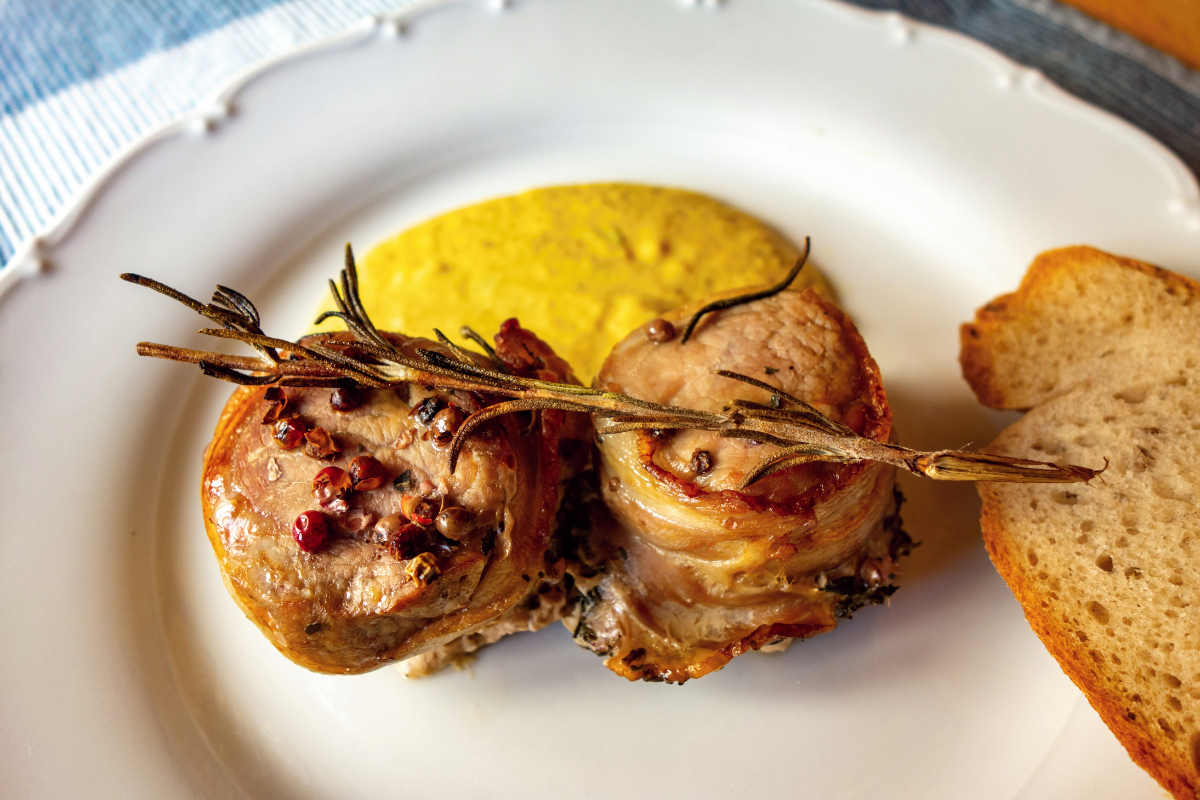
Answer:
[
  {"xmin": 121, "ymin": 243, "xmax": 1105, "ymax": 488},
  {"xmin": 678, "ymin": 236, "xmax": 811, "ymax": 345}
]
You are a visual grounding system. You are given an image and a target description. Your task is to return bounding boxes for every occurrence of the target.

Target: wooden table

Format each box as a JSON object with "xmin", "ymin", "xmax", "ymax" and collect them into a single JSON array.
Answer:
[{"xmin": 1060, "ymin": 0, "xmax": 1200, "ymax": 71}]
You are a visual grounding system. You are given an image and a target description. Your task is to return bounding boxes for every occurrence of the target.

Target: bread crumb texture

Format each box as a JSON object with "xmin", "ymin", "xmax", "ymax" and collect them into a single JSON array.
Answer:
[{"xmin": 961, "ymin": 246, "xmax": 1200, "ymax": 800}]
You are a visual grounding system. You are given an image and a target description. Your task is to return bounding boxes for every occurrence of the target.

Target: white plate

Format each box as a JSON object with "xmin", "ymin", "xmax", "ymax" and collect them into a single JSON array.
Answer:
[{"xmin": 2, "ymin": 0, "xmax": 1198, "ymax": 797}]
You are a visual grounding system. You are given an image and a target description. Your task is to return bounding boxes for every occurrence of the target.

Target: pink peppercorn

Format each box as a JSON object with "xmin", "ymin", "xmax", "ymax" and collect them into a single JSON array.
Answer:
[{"xmin": 292, "ymin": 510, "xmax": 329, "ymax": 553}]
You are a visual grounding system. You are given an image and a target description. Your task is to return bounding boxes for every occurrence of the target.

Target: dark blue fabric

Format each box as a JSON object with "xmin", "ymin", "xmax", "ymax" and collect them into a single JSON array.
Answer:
[
  {"xmin": 0, "ymin": 0, "xmax": 292, "ymax": 116},
  {"xmin": 849, "ymin": 0, "xmax": 1200, "ymax": 178}
]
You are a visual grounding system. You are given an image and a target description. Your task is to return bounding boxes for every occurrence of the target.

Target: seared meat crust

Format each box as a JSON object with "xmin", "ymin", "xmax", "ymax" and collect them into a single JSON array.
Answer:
[
  {"xmin": 568, "ymin": 288, "xmax": 905, "ymax": 683},
  {"xmin": 202, "ymin": 326, "xmax": 585, "ymax": 674}
]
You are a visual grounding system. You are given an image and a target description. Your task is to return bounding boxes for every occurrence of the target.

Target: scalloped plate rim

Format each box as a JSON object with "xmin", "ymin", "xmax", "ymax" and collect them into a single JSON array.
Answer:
[{"xmin": 0, "ymin": 0, "xmax": 1196, "ymax": 300}]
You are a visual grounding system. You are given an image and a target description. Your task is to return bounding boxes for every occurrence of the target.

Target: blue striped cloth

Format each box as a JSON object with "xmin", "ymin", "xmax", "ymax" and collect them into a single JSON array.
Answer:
[{"xmin": 1, "ymin": 0, "xmax": 1198, "ymax": 268}]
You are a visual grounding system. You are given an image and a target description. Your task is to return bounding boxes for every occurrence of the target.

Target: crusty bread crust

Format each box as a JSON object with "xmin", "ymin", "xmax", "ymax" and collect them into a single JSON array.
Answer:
[
  {"xmin": 980, "ymin": 489, "xmax": 1197, "ymax": 800},
  {"xmin": 961, "ymin": 245, "xmax": 1200, "ymax": 410},
  {"xmin": 962, "ymin": 246, "xmax": 1200, "ymax": 800}
]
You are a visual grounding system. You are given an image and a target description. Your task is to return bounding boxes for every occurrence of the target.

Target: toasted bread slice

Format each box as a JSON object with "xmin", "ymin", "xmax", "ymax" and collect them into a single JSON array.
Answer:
[{"xmin": 960, "ymin": 246, "xmax": 1200, "ymax": 800}]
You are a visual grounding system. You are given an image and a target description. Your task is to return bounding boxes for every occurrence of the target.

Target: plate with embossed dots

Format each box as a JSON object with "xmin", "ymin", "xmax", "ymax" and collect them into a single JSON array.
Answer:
[{"xmin": 1, "ymin": 0, "xmax": 1197, "ymax": 797}]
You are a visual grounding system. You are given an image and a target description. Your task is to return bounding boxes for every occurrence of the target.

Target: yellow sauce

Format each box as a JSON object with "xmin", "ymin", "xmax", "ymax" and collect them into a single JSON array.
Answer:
[{"xmin": 315, "ymin": 183, "xmax": 832, "ymax": 382}]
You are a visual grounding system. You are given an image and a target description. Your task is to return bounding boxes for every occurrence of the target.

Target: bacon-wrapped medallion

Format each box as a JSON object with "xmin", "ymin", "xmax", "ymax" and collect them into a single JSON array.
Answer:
[
  {"xmin": 566, "ymin": 287, "xmax": 911, "ymax": 683},
  {"xmin": 203, "ymin": 325, "xmax": 587, "ymax": 675}
]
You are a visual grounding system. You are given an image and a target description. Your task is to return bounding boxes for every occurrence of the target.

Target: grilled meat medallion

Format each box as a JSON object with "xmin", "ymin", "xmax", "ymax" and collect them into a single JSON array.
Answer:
[
  {"xmin": 569, "ymin": 287, "xmax": 909, "ymax": 683},
  {"xmin": 202, "ymin": 325, "xmax": 587, "ymax": 674}
]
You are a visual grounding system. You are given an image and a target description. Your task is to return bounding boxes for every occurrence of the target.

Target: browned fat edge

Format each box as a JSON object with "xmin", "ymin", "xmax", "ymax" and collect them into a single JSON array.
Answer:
[
  {"xmin": 608, "ymin": 621, "xmax": 833, "ymax": 684},
  {"xmin": 634, "ymin": 296, "xmax": 893, "ymax": 516}
]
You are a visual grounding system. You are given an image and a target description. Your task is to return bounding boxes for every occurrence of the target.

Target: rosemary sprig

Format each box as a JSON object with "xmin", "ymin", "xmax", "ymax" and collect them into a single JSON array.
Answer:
[
  {"xmin": 122, "ymin": 272, "xmax": 280, "ymax": 364},
  {"xmin": 458, "ymin": 325, "xmax": 512, "ymax": 375},
  {"xmin": 679, "ymin": 236, "xmax": 811, "ymax": 344},
  {"xmin": 123, "ymin": 244, "xmax": 1104, "ymax": 488}
]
